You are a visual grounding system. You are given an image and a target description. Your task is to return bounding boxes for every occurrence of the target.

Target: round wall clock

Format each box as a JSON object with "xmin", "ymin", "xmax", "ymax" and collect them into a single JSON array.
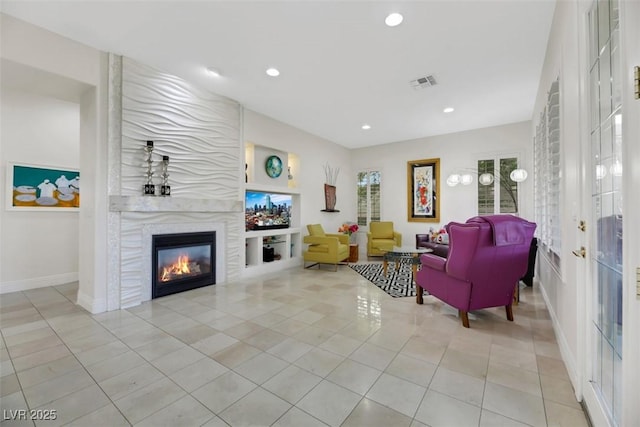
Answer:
[{"xmin": 265, "ymin": 155, "xmax": 283, "ymax": 178}]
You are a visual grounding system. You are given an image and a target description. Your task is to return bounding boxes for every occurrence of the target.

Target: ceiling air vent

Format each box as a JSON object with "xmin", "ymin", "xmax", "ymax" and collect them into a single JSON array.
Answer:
[{"xmin": 410, "ymin": 75, "xmax": 437, "ymax": 90}]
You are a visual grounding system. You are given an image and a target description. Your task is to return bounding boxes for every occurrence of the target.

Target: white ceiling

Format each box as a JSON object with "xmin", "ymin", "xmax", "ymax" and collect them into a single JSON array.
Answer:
[{"xmin": 1, "ymin": 1, "xmax": 556, "ymax": 149}]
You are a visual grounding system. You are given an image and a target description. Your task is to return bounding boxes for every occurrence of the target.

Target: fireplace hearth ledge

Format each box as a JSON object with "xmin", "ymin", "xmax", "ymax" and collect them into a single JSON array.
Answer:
[{"xmin": 109, "ymin": 195, "xmax": 242, "ymax": 213}]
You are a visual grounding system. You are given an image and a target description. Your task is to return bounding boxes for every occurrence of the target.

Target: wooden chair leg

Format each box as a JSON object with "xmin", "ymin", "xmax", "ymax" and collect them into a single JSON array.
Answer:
[
  {"xmin": 459, "ymin": 310, "xmax": 470, "ymax": 328},
  {"xmin": 416, "ymin": 285, "xmax": 423, "ymax": 305},
  {"xmin": 505, "ymin": 304, "xmax": 514, "ymax": 321},
  {"xmin": 513, "ymin": 283, "xmax": 520, "ymax": 305}
]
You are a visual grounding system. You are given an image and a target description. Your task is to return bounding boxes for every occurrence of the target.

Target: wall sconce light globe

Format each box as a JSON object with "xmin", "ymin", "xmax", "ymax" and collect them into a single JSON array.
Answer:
[
  {"xmin": 479, "ymin": 173, "xmax": 494, "ymax": 186},
  {"xmin": 446, "ymin": 174, "xmax": 461, "ymax": 187},
  {"xmin": 510, "ymin": 169, "xmax": 528, "ymax": 182}
]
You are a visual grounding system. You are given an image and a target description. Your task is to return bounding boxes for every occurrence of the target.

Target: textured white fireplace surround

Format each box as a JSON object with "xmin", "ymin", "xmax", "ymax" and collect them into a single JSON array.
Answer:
[
  {"xmin": 141, "ymin": 221, "xmax": 226, "ymax": 304},
  {"xmin": 105, "ymin": 56, "xmax": 243, "ymax": 311},
  {"xmin": 109, "ymin": 208, "xmax": 241, "ymax": 309}
]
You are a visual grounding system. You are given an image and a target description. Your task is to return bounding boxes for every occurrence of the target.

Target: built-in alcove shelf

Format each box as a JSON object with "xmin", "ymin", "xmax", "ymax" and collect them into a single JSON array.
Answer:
[
  {"xmin": 244, "ymin": 228, "xmax": 302, "ymax": 276},
  {"xmin": 245, "ymin": 143, "xmax": 299, "ymax": 190},
  {"xmin": 109, "ymin": 196, "xmax": 243, "ymax": 213},
  {"xmin": 242, "ymin": 143, "xmax": 302, "ymax": 277}
]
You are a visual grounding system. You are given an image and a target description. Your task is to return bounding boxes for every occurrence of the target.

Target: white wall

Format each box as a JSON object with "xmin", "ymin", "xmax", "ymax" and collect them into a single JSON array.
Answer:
[
  {"xmin": 0, "ymin": 90, "xmax": 80, "ymax": 292},
  {"xmin": 243, "ymin": 109, "xmax": 355, "ymax": 238},
  {"xmin": 1, "ymin": 14, "xmax": 108, "ymax": 311},
  {"xmin": 350, "ymin": 121, "xmax": 533, "ymax": 244},
  {"xmin": 0, "ymin": 14, "xmax": 101, "ymax": 87},
  {"xmin": 529, "ymin": 0, "xmax": 583, "ymax": 395}
]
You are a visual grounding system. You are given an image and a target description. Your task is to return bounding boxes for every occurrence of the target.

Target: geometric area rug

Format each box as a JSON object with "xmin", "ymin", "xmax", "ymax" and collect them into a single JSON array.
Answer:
[{"xmin": 349, "ymin": 262, "xmax": 419, "ymax": 298}]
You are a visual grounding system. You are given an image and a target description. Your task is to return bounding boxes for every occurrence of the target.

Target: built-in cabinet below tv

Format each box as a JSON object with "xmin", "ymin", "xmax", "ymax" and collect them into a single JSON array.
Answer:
[{"xmin": 242, "ymin": 184, "xmax": 301, "ymax": 277}]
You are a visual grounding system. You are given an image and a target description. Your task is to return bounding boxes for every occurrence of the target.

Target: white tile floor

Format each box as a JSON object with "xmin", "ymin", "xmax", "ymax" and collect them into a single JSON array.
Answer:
[{"xmin": 0, "ymin": 264, "xmax": 590, "ymax": 426}]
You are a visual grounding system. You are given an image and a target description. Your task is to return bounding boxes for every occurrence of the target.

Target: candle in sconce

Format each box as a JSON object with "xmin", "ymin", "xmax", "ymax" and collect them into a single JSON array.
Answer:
[
  {"xmin": 143, "ymin": 141, "xmax": 155, "ymax": 195},
  {"xmin": 160, "ymin": 155, "xmax": 171, "ymax": 196}
]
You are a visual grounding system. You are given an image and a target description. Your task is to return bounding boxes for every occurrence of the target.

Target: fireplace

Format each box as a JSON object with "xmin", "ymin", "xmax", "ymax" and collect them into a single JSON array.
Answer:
[{"xmin": 152, "ymin": 231, "xmax": 216, "ymax": 298}]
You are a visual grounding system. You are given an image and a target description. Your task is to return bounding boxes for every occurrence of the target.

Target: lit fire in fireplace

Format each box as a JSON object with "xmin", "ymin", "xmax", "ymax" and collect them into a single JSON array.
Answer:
[{"xmin": 160, "ymin": 254, "xmax": 202, "ymax": 282}]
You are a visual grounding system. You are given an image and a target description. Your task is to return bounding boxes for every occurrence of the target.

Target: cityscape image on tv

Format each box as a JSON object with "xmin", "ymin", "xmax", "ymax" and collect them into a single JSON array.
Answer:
[{"xmin": 245, "ymin": 191, "xmax": 292, "ymax": 231}]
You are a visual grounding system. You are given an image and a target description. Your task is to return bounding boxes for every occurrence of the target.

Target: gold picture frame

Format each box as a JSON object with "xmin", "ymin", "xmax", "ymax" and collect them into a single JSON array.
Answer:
[{"xmin": 407, "ymin": 158, "xmax": 439, "ymax": 222}]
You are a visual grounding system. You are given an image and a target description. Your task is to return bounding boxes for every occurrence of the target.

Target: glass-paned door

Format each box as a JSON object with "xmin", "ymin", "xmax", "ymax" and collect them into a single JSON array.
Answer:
[{"xmin": 588, "ymin": 0, "xmax": 623, "ymax": 425}]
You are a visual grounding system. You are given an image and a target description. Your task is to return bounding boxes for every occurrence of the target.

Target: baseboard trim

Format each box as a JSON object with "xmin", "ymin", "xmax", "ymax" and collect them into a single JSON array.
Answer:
[
  {"xmin": 241, "ymin": 258, "xmax": 303, "ymax": 278},
  {"xmin": 76, "ymin": 291, "xmax": 107, "ymax": 314},
  {"xmin": 0, "ymin": 273, "xmax": 78, "ymax": 294},
  {"xmin": 538, "ymin": 282, "xmax": 580, "ymax": 395}
]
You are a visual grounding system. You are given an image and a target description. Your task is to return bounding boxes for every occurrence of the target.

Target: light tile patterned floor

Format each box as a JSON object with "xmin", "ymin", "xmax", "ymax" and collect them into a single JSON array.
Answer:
[{"xmin": 0, "ymin": 265, "xmax": 590, "ymax": 426}]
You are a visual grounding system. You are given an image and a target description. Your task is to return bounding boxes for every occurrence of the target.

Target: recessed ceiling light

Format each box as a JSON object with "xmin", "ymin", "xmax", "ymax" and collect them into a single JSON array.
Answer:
[
  {"xmin": 385, "ymin": 13, "xmax": 403, "ymax": 27},
  {"xmin": 361, "ymin": 124, "xmax": 371, "ymax": 130},
  {"xmin": 443, "ymin": 107, "xmax": 455, "ymax": 113},
  {"xmin": 206, "ymin": 67, "xmax": 221, "ymax": 77},
  {"xmin": 266, "ymin": 67, "xmax": 280, "ymax": 77}
]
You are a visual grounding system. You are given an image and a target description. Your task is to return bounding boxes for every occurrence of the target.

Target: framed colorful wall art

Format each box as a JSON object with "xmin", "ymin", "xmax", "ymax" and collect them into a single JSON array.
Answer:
[
  {"xmin": 7, "ymin": 162, "xmax": 80, "ymax": 211},
  {"xmin": 407, "ymin": 158, "xmax": 440, "ymax": 222}
]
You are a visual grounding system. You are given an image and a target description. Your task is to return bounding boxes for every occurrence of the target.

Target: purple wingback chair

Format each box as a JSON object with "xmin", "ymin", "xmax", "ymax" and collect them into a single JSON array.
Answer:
[{"xmin": 415, "ymin": 215, "xmax": 536, "ymax": 328}]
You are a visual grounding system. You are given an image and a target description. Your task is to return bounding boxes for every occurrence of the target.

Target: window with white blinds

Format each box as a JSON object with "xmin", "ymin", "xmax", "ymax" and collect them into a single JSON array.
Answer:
[
  {"xmin": 534, "ymin": 78, "xmax": 561, "ymax": 270},
  {"xmin": 476, "ymin": 157, "xmax": 519, "ymax": 215},
  {"xmin": 357, "ymin": 170, "xmax": 381, "ymax": 227},
  {"xmin": 477, "ymin": 159, "xmax": 495, "ymax": 214}
]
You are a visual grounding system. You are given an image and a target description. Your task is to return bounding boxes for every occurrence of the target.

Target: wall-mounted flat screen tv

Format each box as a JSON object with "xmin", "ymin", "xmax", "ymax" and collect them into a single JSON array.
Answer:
[{"xmin": 245, "ymin": 191, "xmax": 292, "ymax": 231}]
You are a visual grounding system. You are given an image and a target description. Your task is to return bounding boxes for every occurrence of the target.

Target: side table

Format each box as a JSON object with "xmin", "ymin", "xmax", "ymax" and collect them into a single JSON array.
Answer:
[
  {"xmin": 348, "ymin": 244, "xmax": 359, "ymax": 262},
  {"xmin": 382, "ymin": 246, "xmax": 432, "ymax": 284}
]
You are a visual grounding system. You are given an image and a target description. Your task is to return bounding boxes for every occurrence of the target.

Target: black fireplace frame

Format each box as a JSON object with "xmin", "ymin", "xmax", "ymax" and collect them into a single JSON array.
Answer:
[{"xmin": 151, "ymin": 231, "xmax": 216, "ymax": 299}]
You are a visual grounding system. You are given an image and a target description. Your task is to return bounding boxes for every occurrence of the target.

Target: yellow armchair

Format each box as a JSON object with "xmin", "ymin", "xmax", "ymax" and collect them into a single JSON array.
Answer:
[
  {"xmin": 303, "ymin": 224, "xmax": 350, "ymax": 271},
  {"xmin": 367, "ymin": 221, "xmax": 402, "ymax": 256}
]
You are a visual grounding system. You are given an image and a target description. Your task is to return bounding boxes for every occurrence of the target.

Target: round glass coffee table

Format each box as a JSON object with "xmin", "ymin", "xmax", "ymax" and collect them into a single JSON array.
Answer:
[{"xmin": 382, "ymin": 246, "xmax": 432, "ymax": 283}]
